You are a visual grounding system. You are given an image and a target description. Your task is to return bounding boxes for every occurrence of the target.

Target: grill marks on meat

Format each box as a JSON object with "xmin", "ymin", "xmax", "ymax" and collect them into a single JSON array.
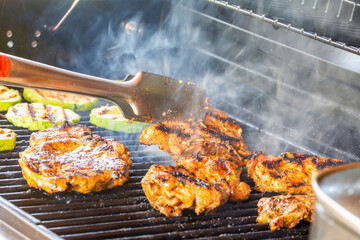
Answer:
[
  {"xmin": 140, "ymin": 105, "xmax": 252, "ymax": 167},
  {"xmin": 141, "ymin": 155, "xmax": 250, "ymax": 216},
  {"xmin": 177, "ymin": 155, "xmax": 240, "ymax": 188},
  {"xmin": 140, "ymin": 104, "xmax": 342, "ymax": 231},
  {"xmin": 141, "ymin": 164, "xmax": 226, "ymax": 216},
  {"xmin": 203, "ymin": 106, "xmax": 243, "ymax": 138},
  {"xmin": 177, "ymin": 155, "xmax": 251, "ymax": 202},
  {"xmin": 246, "ymin": 152, "xmax": 343, "ymax": 194},
  {"xmin": 30, "ymin": 122, "xmax": 92, "ymax": 147},
  {"xmin": 140, "ymin": 106, "xmax": 252, "ymax": 216},
  {"xmin": 257, "ymin": 194, "xmax": 316, "ymax": 231},
  {"xmin": 249, "ymin": 152, "xmax": 343, "ymax": 231},
  {"xmin": 19, "ymin": 123, "xmax": 132, "ymax": 194}
]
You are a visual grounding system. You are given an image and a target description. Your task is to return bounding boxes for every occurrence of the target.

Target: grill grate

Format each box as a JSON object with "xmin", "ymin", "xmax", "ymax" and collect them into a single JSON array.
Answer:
[
  {"xmin": 208, "ymin": 0, "xmax": 360, "ymax": 55},
  {"xmin": 0, "ymin": 111, "xmax": 311, "ymax": 239}
]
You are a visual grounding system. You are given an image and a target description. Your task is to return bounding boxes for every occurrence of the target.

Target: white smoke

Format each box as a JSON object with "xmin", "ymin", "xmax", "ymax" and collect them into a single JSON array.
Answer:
[{"xmin": 48, "ymin": 0, "xmax": 360, "ymax": 162}]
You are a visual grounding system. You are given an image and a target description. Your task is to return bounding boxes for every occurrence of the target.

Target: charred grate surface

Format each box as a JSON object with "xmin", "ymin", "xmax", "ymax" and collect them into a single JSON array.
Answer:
[{"xmin": 0, "ymin": 112, "xmax": 310, "ymax": 240}]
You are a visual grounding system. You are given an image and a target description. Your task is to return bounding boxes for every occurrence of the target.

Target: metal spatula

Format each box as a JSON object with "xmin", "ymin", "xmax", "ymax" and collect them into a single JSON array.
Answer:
[{"xmin": 0, "ymin": 53, "xmax": 206, "ymax": 122}]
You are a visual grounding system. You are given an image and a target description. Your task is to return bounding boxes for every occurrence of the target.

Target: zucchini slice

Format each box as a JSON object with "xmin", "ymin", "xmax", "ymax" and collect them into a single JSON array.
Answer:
[
  {"xmin": 0, "ymin": 85, "xmax": 21, "ymax": 112},
  {"xmin": 0, "ymin": 128, "xmax": 16, "ymax": 151},
  {"xmin": 90, "ymin": 105, "xmax": 151, "ymax": 133},
  {"xmin": 6, "ymin": 103, "xmax": 81, "ymax": 131},
  {"xmin": 23, "ymin": 88, "xmax": 98, "ymax": 112}
]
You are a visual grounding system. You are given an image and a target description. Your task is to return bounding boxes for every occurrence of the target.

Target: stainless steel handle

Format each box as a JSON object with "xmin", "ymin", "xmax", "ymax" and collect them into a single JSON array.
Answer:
[
  {"xmin": 0, "ymin": 52, "xmax": 134, "ymax": 99},
  {"xmin": 0, "ymin": 53, "xmax": 207, "ymax": 122}
]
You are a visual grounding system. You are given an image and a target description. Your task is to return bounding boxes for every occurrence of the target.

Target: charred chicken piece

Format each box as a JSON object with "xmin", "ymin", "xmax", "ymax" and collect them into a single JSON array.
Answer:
[
  {"xmin": 140, "ymin": 106, "xmax": 252, "ymax": 216},
  {"xmin": 176, "ymin": 155, "xmax": 240, "ymax": 191},
  {"xmin": 177, "ymin": 155, "xmax": 251, "ymax": 201},
  {"xmin": 30, "ymin": 122, "xmax": 92, "ymax": 147},
  {"xmin": 141, "ymin": 164, "xmax": 228, "ymax": 217},
  {"xmin": 141, "ymin": 155, "xmax": 251, "ymax": 216},
  {"xmin": 202, "ymin": 104, "xmax": 244, "ymax": 140},
  {"xmin": 257, "ymin": 194, "xmax": 316, "ymax": 230},
  {"xmin": 246, "ymin": 152, "xmax": 343, "ymax": 194},
  {"xmin": 19, "ymin": 124, "xmax": 132, "ymax": 194},
  {"xmin": 229, "ymin": 182, "xmax": 252, "ymax": 202},
  {"xmin": 140, "ymin": 105, "xmax": 252, "ymax": 167}
]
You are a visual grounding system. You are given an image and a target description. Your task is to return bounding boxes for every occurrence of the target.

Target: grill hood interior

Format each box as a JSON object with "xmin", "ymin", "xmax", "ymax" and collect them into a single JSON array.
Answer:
[{"xmin": 2, "ymin": 0, "xmax": 360, "ymax": 160}]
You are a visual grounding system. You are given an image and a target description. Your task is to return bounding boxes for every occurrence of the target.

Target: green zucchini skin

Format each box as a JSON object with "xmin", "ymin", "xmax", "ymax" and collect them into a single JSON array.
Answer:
[
  {"xmin": 6, "ymin": 103, "xmax": 81, "ymax": 131},
  {"xmin": 0, "ymin": 86, "xmax": 21, "ymax": 112},
  {"xmin": 90, "ymin": 106, "xmax": 151, "ymax": 133},
  {"xmin": 23, "ymin": 88, "xmax": 98, "ymax": 112},
  {"xmin": 0, "ymin": 128, "xmax": 16, "ymax": 151}
]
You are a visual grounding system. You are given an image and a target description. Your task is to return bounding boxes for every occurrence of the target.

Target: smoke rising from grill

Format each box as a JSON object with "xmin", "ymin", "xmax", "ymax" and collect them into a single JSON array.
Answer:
[{"xmin": 45, "ymin": 0, "xmax": 360, "ymax": 162}]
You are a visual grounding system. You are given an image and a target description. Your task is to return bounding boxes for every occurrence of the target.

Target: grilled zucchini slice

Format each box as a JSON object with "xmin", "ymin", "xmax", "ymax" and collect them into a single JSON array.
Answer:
[
  {"xmin": 0, "ymin": 128, "xmax": 16, "ymax": 151},
  {"xmin": 90, "ymin": 105, "xmax": 151, "ymax": 133},
  {"xmin": 23, "ymin": 88, "xmax": 98, "ymax": 112},
  {"xmin": 6, "ymin": 103, "xmax": 81, "ymax": 131},
  {"xmin": 0, "ymin": 85, "xmax": 21, "ymax": 112}
]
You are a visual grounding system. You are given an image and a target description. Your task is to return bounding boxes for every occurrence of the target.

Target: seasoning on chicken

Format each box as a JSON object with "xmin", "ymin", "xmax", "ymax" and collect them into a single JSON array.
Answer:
[
  {"xmin": 229, "ymin": 182, "xmax": 252, "ymax": 202},
  {"xmin": 257, "ymin": 194, "xmax": 316, "ymax": 230},
  {"xmin": 176, "ymin": 155, "xmax": 250, "ymax": 201},
  {"xmin": 29, "ymin": 122, "xmax": 92, "ymax": 147},
  {"xmin": 246, "ymin": 152, "xmax": 343, "ymax": 194},
  {"xmin": 141, "ymin": 164, "xmax": 228, "ymax": 216},
  {"xmin": 140, "ymin": 105, "xmax": 252, "ymax": 167},
  {"xmin": 140, "ymin": 106, "xmax": 253, "ymax": 216},
  {"xmin": 19, "ymin": 123, "xmax": 132, "ymax": 194},
  {"xmin": 141, "ymin": 155, "xmax": 251, "ymax": 216}
]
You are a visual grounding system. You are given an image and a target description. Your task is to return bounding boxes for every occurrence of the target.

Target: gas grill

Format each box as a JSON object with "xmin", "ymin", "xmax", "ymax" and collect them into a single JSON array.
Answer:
[{"xmin": 1, "ymin": 0, "xmax": 360, "ymax": 239}]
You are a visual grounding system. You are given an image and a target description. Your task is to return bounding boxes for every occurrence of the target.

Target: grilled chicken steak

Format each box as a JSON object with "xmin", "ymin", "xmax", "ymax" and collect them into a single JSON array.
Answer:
[
  {"xmin": 19, "ymin": 123, "xmax": 132, "ymax": 194},
  {"xmin": 246, "ymin": 152, "xmax": 343, "ymax": 194},
  {"xmin": 176, "ymin": 155, "xmax": 240, "ymax": 193},
  {"xmin": 257, "ymin": 194, "xmax": 315, "ymax": 230},
  {"xmin": 29, "ymin": 123, "xmax": 92, "ymax": 147},
  {"xmin": 141, "ymin": 106, "xmax": 252, "ymax": 216},
  {"xmin": 229, "ymin": 182, "xmax": 251, "ymax": 202},
  {"xmin": 142, "ymin": 164, "xmax": 227, "ymax": 216},
  {"xmin": 141, "ymin": 155, "xmax": 251, "ymax": 216},
  {"xmin": 140, "ymin": 105, "xmax": 252, "ymax": 167},
  {"xmin": 176, "ymin": 155, "xmax": 251, "ymax": 202}
]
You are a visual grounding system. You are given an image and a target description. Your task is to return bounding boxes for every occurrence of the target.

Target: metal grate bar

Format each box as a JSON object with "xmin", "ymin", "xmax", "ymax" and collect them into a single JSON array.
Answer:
[
  {"xmin": 290, "ymin": 0, "xmax": 360, "ymax": 21},
  {"xmin": 59, "ymin": 224, "xmax": 309, "ymax": 240},
  {"xmin": 0, "ymin": 178, "xmax": 26, "ymax": 186},
  {"xmin": 9, "ymin": 195, "xmax": 147, "ymax": 207},
  {"xmin": 48, "ymin": 216, "xmax": 259, "ymax": 235},
  {"xmin": 32, "ymin": 203, "xmax": 151, "ymax": 221},
  {"xmin": 197, "ymin": 228, "xmax": 309, "ymax": 240},
  {"xmin": 19, "ymin": 197, "xmax": 147, "ymax": 213},
  {"xmin": 337, "ymin": 0, "xmax": 360, "ymax": 21},
  {"xmin": 207, "ymin": 0, "xmax": 360, "ymax": 55}
]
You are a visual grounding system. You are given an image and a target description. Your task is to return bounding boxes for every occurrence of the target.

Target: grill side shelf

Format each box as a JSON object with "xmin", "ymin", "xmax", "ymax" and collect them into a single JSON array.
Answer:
[{"xmin": 0, "ymin": 196, "xmax": 61, "ymax": 240}]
